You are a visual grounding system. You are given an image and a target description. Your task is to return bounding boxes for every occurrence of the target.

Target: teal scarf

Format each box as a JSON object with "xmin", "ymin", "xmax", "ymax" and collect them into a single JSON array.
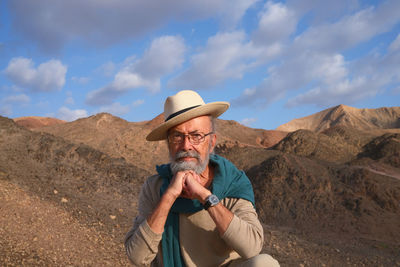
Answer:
[{"xmin": 157, "ymin": 154, "xmax": 255, "ymax": 267}]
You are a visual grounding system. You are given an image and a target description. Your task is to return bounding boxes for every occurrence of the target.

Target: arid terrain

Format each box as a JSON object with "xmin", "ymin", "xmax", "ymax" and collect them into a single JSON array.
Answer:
[{"xmin": 1, "ymin": 104, "xmax": 400, "ymax": 266}]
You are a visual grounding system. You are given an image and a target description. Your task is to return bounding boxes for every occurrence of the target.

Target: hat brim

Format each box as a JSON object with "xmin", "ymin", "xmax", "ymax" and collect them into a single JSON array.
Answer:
[{"xmin": 146, "ymin": 102, "xmax": 229, "ymax": 141}]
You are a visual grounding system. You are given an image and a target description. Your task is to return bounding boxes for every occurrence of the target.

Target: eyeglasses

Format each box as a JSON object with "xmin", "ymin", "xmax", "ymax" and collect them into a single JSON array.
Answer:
[{"xmin": 168, "ymin": 131, "xmax": 214, "ymax": 145}]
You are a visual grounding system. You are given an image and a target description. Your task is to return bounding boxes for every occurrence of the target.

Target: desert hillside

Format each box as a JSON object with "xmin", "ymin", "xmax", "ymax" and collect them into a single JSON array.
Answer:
[
  {"xmin": 277, "ymin": 105, "xmax": 400, "ymax": 132},
  {"xmin": 2, "ymin": 104, "xmax": 400, "ymax": 266},
  {"xmin": 31, "ymin": 113, "xmax": 287, "ymax": 172},
  {"xmin": 13, "ymin": 116, "xmax": 66, "ymax": 130},
  {"xmin": 0, "ymin": 116, "xmax": 151, "ymax": 266}
]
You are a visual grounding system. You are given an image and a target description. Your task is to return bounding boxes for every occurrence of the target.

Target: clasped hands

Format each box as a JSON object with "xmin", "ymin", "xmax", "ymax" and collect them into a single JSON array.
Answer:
[{"xmin": 166, "ymin": 171, "xmax": 211, "ymax": 203}]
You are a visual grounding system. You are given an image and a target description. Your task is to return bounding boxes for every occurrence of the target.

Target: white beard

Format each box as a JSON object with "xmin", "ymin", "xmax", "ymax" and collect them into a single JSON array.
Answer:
[{"xmin": 170, "ymin": 150, "xmax": 210, "ymax": 175}]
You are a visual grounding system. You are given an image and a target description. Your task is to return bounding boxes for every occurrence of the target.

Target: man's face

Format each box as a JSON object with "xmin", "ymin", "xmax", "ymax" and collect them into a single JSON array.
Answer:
[{"xmin": 168, "ymin": 116, "xmax": 216, "ymax": 175}]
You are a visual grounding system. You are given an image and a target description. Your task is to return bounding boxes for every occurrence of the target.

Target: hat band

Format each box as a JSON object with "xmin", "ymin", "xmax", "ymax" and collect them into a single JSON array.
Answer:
[{"xmin": 165, "ymin": 105, "xmax": 201, "ymax": 121}]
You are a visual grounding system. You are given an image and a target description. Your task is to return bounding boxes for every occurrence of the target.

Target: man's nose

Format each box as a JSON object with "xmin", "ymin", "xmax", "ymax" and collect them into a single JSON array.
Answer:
[{"xmin": 180, "ymin": 135, "xmax": 193, "ymax": 150}]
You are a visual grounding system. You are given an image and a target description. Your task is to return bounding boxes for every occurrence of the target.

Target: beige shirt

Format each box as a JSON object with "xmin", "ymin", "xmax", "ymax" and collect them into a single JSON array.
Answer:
[{"xmin": 125, "ymin": 175, "xmax": 264, "ymax": 267}]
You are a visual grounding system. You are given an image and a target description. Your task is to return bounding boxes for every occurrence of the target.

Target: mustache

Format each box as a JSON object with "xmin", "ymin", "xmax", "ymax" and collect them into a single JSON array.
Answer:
[{"xmin": 174, "ymin": 150, "xmax": 200, "ymax": 161}]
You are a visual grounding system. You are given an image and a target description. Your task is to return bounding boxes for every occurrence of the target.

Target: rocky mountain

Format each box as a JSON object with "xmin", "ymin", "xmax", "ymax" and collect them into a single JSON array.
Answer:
[
  {"xmin": 2, "ymin": 104, "xmax": 400, "ymax": 266},
  {"xmin": 277, "ymin": 105, "xmax": 400, "ymax": 132},
  {"xmin": 216, "ymin": 125, "xmax": 400, "ymax": 266},
  {"xmin": 33, "ymin": 113, "xmax": 287, "ymax": 172},
  {"xmin": 32, "ymin": 113, "xmax": 162, "ymax": 172},
  {"xmin": 216, "ymin": 126, "xmax": 400, "ymax": 235}
]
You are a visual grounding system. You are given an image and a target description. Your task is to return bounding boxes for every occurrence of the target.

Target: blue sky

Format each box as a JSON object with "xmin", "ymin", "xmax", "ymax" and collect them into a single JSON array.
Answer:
[{"xmin": 0, "ymin": 0, "xmax": 399, "ymax": 130}]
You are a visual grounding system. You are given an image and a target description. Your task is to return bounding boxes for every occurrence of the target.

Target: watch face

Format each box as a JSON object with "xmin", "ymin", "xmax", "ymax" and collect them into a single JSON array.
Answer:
[
  {"xmin": 209, "ymin": 195, "xmax": 219, "ymax": 205},
  {"xmin": 204, "ymin": 194, "xmax": 220, "ymax": 210}
]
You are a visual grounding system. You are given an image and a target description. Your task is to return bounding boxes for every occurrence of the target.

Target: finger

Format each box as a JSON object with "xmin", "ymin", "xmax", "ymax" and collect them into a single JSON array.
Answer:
[
  {"xmin": 172, "ymin": 171, "xmax": 187, "ymax": 186},
  {"xmin": 189, "ymin": 172, "xmax": 201, "ymax": 183}
]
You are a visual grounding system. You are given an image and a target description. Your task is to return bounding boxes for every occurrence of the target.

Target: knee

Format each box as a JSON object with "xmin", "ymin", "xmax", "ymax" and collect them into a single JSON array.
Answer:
[{"xmin": 249, "ymin": 254, "xmax": 280, "ymax": 267}]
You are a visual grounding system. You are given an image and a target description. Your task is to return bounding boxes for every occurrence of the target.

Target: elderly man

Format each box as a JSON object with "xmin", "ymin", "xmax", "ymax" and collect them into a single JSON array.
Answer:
[{"xmin": 125, "ymin": 90, "xmax": 279, "ymax": 266}]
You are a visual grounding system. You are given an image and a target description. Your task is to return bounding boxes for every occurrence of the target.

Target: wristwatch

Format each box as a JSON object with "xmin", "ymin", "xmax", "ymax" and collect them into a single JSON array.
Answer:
[{"xmin": 203, "ymin": 194, "xmax": 219, "ymax": 210}]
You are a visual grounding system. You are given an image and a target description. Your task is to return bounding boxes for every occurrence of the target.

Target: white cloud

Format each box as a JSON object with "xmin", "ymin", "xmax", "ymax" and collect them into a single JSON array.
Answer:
[
  {"xmin": 235, "ymin": 52, "xmax": 348, "ymax": 107},
  {"xmin": 243, "ymin": 88, "xmax": 256, "ymax": 96},
  {"xmin": 86, "ymin": 35, "xmax": 185, "ymax": 105},
  {"xmin": 169, "ymin": 31, "xmax": 261, "ymax": 90},
  {"xmin": 6, "ymin": 0, "xmax": 399, "ymax": 116},
  {"xmin": 252, "ymin": 1, "xmax": 297, "ymax": 46},
  {"xmin": 0, "ymin": 105, "xmax": 12, "ymax": 117},
  {"xmin": 96, "ymin": 62, "xmax": 116, "ymax": 77},
  {"xmin": 64, "ymin": 97, "xmax": 75, "ymax": 105},
  {"xmin": 65, "ymin": 91, "xmax": 75, "ymax": 105},
  {"xmin": 0, "ymin": 94, "xmax": 30, "ymax": 118},
  {"xmin": 293, "ymin": 0, "xmax": 400, "ymax": 54},
  {"xmin": 2, "ymin": 94, "xmax": 30, "ymax": 104},
  {"xmin": 135, "ymin": 36, "xmax": 186, "ymax": 84},
  {"xmin": 168, "ymin": 2, "xmax": 300, "ymax": 91},
  {"xmin": 9, "ymin": 0, "xmax": 255, "ymax": 52},
  {"xmin": 287, "ymin": 39, "xmax": 400, "ymax": 108},
  {"xmin": 219, "ymin": 0, "xmax": 258, "ymax": 29},
  {"xmin": 4, "ymin": 57, "xmax": 67, "ymax": 92},
  {"xmin": 241, "ymin": 117, "xmax": 257, "ymax": 126},
  {"xmin": 97, "ymin": 102, "xmax": 130, "ymax": 116},
  {"xmin": 392, "ymin": 86, "xmax": 400, "ymax": 95},
  {"xmin": 1, "ymin": 84, "xmax": 24, "ymax": 93},
  {"xmin": 234, "ymin": 0, "xmax": 400, "ymax": 108},
  {"xmin": 57, "ymin": 107, "xmax": 88, "ymax": 121},
  {"xmin": 132, "ymin": 99, "xmax": 144, "ymax": 107},
  {"xmin": 35, "ymin": 101, "xmax": 50, "ymax": 109},
  {"xmin": 389, "ymin": 33, "xmax": 400, "ymax": 52},
  {"xmin": 287, "ymin": 0, "xmax": 359, "ymax": 24},
  {"xmin": 286, "ymin": 77, "xmax": 369, "ymax": 107},
  {"xmin": 71, "ymin": 76, "xmax": 90, "ymax": 84}
]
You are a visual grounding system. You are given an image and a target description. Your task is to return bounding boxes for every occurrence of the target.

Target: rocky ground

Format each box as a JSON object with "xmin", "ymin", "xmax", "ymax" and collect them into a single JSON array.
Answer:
[
  {"xmin": 1, "ymin": 177, "xmax": 399, "ymax": 266},
  {"xmin": 264, "ymin": 224, "xmax": 400, "ymax": 266}
]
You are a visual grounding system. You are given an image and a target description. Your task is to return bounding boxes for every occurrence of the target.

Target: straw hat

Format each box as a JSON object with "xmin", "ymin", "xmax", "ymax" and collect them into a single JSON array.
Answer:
[{"xmin": 146, "ymin": 90, "xmax": 229, "ymax": 141}]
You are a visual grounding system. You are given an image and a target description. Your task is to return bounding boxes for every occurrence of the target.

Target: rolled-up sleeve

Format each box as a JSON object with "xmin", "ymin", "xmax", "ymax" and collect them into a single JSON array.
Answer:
[
  {"xmin": 221, "ymin": 199, "xmax": 264, "ymax": 259},
  {"xmin": 124, "ymin": 176, "xmax": 163, "ymax": 266},
  {"xmin": 125, "ymin": 218, "xmax": 162, "ymax": 266}
]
